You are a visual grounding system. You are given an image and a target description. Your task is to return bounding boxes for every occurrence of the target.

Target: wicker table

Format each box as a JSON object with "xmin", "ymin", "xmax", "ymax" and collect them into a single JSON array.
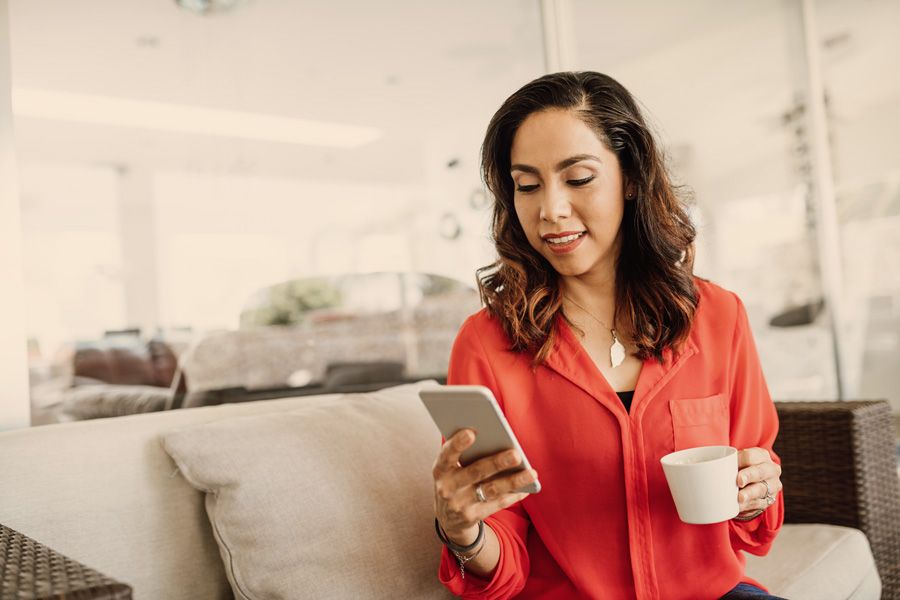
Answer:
[{"xmin": 0, "ymin": 524, "xmax": 131, "ymax": 600}]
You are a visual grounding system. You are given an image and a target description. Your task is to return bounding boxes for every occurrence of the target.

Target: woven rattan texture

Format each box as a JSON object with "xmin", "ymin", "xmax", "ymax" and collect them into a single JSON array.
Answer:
[
  {"xmin": 0, "ymin": 524, "xmax": 132, "ymax": 600},
  {"xmin": 775, "ymin": 400, "xmax": 900, "ymax": 599}
]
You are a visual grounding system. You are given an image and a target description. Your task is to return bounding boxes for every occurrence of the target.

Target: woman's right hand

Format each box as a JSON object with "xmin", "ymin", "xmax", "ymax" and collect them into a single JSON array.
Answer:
[{"xmin": 432, "ymin": 428, "xmax": 538, "ymax": 546}]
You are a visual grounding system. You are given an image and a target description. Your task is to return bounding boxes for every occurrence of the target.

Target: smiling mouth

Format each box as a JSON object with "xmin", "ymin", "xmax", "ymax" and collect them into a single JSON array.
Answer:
[{"xmin": 544, "ymin": 232, "xmax": 586, "ymax": 245}]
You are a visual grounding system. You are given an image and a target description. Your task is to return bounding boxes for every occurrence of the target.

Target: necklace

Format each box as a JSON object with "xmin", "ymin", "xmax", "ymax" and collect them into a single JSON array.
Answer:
[{"xmin": 564, "ymin": 295, "xmax": 627, "ymax": 369}]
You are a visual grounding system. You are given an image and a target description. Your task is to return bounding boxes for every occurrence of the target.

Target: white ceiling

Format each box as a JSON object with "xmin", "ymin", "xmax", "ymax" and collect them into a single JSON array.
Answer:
[
  {"xmin": 7, "ymin": 0, "xmax": 900, "ymax": 190},
  {"xmin": 9, "ymin": 0, "xmax": 546, "ymax": 184}
]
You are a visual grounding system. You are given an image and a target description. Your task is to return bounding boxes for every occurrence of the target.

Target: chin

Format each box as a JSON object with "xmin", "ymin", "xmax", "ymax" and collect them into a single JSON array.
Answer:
[
  {"xmin": 545, "ymin": 257, "xmax": 593, "ymax": 277},
  {"xmin": 559, "ymin": 268, "xmax": 594, "ymax": 278}
]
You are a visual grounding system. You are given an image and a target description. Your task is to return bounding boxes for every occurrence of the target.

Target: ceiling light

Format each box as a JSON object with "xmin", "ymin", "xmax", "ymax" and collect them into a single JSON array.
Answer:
[
  {"xmin": 11, "ymin": 89, "xmax": 382, "ymax": 149},
  {"xmin": 175, "ymin": 0, "xmax": 250, "ymax": 15}
]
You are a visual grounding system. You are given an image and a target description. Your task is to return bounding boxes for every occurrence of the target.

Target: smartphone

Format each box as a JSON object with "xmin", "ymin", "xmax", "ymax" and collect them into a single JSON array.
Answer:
[{"xmin": 419, "ymin": 385, "xmax": 541, "ymax": 494}]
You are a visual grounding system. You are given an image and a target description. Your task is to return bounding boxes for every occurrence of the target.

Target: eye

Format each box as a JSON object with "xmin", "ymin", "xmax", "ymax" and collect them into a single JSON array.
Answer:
[
  {"xmin": 516, "ymin": 184, "xmax": 540, "ymax": 193},
  {"xmin": 568, "ymin": 176, "xmax": 595, "ymax": 187}
]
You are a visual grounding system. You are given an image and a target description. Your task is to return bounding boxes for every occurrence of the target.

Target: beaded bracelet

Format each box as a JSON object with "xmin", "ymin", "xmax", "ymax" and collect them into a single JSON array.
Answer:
[
  {"xmin": 435, "ymin": 519, "xmax": 486, "ymax": 580},
  {"xmin": 733, "ymin": 509, "xmax": 765, "ymax": 522}
]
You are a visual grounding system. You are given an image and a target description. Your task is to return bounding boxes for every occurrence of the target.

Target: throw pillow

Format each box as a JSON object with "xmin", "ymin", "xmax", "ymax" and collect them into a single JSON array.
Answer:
[{"xmin": 161, "ymin": 381, "xmax": 453, "ymax": 600}]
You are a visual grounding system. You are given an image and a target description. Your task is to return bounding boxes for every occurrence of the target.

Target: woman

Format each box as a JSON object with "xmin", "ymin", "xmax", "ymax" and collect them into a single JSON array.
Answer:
[{"xmin": 431, "ymin": 72, "xmax": 784, "ymax": 600}]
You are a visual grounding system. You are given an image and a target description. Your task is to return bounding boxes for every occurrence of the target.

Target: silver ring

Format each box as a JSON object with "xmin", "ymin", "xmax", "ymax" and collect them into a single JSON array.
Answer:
[
  {"xmin": 760, "ymin": 479, "xmax": 771, "ymax": 500},
  {"xmin": 760, "ymin": 480, "xmax": 776, "ymax": 506},
  {"xmin": 475, "ymin": 484, "xmax": 487, "ymax": 503}
]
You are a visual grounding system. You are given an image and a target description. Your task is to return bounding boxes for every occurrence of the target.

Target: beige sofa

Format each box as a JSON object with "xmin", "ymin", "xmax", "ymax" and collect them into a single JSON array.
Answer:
[{"xmin": 0, "ymin": 382, "xmax": 888, "ymax": 599}]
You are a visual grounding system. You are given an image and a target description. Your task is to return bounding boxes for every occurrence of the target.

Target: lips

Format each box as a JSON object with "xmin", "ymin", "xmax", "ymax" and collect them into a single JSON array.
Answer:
[
  {"xmin": 542, "ymin": 231, "xmax": 586, "ymax": 245},
  {"xmin": 542, "ymin": 230, "xmax": 587, "ymax": 255},
  {"xmin": 541, "ymin": 230, "xmax": 585, "ymax": 241}
]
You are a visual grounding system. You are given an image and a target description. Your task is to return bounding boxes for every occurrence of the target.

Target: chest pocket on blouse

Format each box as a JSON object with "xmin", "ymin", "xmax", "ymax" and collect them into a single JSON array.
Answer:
[{"xmin": 669, "ymin": 393, "xmax": 730, "ymax": 450}]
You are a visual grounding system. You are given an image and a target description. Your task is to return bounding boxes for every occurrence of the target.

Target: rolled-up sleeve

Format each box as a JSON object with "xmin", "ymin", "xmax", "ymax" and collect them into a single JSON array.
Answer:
[
  {"xmin": 726, "ymin": 295, "xmax": 784, "ymax": 555},
  {"xmin": 437, "ymin": 315, "xmax": 531, "ymax": 599}
]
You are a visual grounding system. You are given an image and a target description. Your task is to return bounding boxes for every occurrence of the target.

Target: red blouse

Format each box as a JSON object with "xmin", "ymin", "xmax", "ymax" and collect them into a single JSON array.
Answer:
[{"xmin": 438, "ymin": 279, "xmax": 783, "ymax": 600}]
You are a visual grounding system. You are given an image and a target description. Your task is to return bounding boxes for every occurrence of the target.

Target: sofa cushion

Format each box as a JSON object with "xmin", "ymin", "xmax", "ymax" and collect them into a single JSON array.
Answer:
[
  {"xmin": 745, "ymin": 523, "xmax": 881, "ymax": 599},
  {"xmin": 162, "ymin": 381, "xmax": 453, "ymax": 600}
]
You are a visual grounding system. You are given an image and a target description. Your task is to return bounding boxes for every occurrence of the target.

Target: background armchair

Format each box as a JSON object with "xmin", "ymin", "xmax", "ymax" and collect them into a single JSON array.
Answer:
[{"xmin": 767, "ymin": 400, "xmax": 900, "ymax": 598}]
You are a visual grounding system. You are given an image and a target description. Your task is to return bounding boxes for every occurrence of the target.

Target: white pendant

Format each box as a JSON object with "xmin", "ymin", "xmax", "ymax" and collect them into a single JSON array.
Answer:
[{"xmin": 610, "ymin": 332, "xmax": 626, "ymax": 368}]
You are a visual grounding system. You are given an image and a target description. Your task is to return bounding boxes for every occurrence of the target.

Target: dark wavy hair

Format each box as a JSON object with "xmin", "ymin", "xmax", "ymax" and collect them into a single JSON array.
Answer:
[{"xmin": 477, "ymin": 71, "xmax": 698, "ymax": 365}]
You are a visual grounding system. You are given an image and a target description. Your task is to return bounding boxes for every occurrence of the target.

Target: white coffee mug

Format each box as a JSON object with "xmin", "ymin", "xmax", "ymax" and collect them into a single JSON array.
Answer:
[{"xmin": 660, "ymin": 445, "xmax": 739, "ymax": 524}]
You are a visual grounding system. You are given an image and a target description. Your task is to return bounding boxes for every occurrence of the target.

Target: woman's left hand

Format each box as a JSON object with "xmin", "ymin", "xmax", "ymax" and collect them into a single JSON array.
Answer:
[{"xmin": 736, "ymin": 447, "xmax": 782, "ymax": 517}]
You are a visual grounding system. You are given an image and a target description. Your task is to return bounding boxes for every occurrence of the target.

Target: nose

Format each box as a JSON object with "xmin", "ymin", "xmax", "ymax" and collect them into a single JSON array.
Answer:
[{"xmin": 539, "ymin": 184, "xmax": 572, "ymax": 224}]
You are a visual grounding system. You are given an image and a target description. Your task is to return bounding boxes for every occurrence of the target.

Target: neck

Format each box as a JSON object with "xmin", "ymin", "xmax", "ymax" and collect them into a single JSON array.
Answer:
[{"xmin": 560, "ymin": 271, "xmax": 617, "ymax": 327}]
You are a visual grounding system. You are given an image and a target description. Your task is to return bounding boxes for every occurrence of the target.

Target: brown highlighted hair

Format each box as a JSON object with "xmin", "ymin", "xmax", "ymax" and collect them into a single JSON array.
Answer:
[{"xmin": 477, "ymin": 71, "xmax": 698, "ymax": 364}]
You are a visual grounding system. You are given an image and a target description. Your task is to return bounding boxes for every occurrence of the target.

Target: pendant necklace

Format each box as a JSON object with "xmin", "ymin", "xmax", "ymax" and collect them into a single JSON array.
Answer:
[{"xmin": 564, "ymin": 296, "xmax": 627, "ymax": 368}]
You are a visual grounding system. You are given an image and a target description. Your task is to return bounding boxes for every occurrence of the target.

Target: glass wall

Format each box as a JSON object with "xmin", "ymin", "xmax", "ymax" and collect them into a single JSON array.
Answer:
[
  {"xmin": 8, "ymin": 0, "xmax": 898, "ymax": 422},
  {"xmin": 9, "ymin": 0, "xmax": 545, "ymax": 420},
  {"xmin": 815, "ymin": 0, "xmax": 900, "ymax": 412}
]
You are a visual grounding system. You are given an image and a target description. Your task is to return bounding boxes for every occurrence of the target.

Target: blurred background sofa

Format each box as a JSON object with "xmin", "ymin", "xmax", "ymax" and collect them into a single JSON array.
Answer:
[
  {"xmin": 176, "ymin": 272, "xmax": 479, "ymax": 407},
  {"xmin": 29, "ymin": 272, "xmax": 481, "ymax": 423},
  {"xmin": 29, "ymin": 334, "xmax": 186, "ymax": 425}
]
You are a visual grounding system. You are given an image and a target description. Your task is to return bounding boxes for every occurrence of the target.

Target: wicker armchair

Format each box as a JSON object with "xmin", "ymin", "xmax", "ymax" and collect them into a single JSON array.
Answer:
[{"xmin": 775, "ymin": 400, "xmax": 900, "ymax": 599}]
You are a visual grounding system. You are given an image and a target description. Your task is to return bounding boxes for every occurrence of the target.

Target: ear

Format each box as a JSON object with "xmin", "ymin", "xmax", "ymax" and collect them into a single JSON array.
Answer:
[{"xmin": 625, "ymin": 183, "xmax": 636, "ymax": 200}]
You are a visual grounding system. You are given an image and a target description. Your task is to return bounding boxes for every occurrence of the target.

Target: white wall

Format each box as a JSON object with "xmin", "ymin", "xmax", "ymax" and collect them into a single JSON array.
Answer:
[
  {"xmin": 19, "ymin": 164, "xmax": 126, "ymax": 353},
  {"xmin": 0, "ymin": 0, "xmax": 30, "ymax": 429}
]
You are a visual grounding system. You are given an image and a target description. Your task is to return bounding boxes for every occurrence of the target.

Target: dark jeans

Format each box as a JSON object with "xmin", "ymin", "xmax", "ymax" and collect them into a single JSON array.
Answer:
[{"xmin": 720, "ymin": 582, "xmax": 788, "ymax": 600}]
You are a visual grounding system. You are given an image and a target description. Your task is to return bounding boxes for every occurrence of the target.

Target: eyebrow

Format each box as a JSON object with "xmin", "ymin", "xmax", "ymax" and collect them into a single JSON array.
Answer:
[{"xmin": 510, "ymin": 154, "xmax": 603, "ymax": 175}]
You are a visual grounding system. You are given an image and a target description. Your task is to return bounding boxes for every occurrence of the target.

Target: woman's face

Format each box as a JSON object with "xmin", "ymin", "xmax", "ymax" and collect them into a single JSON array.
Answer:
[{"xmin": 510, "ymin": 109, "xmax": 628, "ymax": 280}]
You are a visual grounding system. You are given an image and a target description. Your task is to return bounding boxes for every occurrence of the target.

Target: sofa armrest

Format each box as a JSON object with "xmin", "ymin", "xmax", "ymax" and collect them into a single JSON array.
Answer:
[
  {"xmin": 0, "ymin": 523, "xmax": 132, "ymax": 599},
  {"xmin": 774, "ymin": 400, "xmax": 900, "ymax": 598}
]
